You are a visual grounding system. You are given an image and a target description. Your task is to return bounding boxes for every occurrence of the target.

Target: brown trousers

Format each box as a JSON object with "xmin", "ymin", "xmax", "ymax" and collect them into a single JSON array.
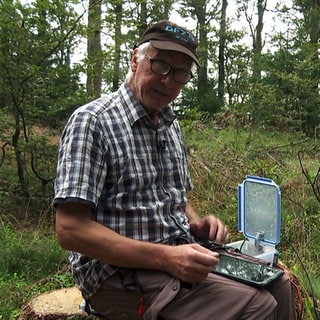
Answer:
[{"xmin": 88, "ymin": 269, "xmax": 296, "ymax": 320}]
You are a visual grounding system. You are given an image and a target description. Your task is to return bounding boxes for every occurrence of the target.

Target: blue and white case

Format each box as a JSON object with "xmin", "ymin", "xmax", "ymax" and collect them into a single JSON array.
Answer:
[{"xmin": 231, "ymin": 175, "xmax": 281, "ymax": 265}]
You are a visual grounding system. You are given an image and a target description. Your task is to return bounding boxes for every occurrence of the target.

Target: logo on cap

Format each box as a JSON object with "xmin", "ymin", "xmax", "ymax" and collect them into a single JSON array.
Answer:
[{"xmin": 164, "ymin": 25, "xmax": 197, "ymax": 44}]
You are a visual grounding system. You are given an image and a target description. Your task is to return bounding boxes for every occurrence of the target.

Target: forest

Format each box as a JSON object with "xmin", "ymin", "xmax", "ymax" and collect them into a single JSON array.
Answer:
[{"xmin": 0, "ymin": 0, "xmax": 319, "ymax": 319}]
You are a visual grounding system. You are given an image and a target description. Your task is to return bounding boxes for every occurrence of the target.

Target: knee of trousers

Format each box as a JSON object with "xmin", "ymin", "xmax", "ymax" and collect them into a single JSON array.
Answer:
[{"xmin": 254, "ymin": 289, "xmax": 278, "ymax": 312}]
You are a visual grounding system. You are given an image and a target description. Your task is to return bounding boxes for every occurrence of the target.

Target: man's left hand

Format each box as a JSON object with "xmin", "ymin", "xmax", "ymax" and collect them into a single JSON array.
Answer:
[{"xmin": 189, "ymin": 215, "xmax": 229, "ymax": 243}]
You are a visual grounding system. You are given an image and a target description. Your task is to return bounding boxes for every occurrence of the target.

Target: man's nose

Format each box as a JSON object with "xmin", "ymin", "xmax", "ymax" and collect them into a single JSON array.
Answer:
[{"xmin": 160, "ymin": 71, "xmax": 177, "ymax": 87}]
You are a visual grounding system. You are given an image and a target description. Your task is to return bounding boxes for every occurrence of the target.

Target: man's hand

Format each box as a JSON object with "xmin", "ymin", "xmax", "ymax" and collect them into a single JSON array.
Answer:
[
  {"xmin": 163, "ymin": 243, "xmax": 219, "ymax": 283},
  {"xmin": 56, "ymin": 202, "xmax": 224, "ymax": 283},
  {"xmin": 189, "ymin": 215, "xmax": 229, "ymax": 244}
]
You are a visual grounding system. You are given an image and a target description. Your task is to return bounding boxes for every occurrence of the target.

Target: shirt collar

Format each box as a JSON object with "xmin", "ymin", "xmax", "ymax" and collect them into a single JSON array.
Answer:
[{"xmin": 119, "ymin": 82, "xmax": 176, "ymax": 127}]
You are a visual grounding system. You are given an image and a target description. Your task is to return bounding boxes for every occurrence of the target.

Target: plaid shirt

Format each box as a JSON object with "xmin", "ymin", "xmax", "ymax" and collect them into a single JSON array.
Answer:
[{"xmin": 54, "ymin": 82, "xmax": 193, "ymax": 298}]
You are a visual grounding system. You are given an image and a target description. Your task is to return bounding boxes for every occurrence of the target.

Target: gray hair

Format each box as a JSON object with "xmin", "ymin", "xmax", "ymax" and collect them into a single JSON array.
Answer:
[{"xmin": 125, "ymin": 42, "xmax": 151, "ymax": 82}]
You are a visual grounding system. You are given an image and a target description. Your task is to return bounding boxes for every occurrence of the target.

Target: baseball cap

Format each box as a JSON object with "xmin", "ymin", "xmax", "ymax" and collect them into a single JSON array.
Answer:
[{"xmin": 135, "ymin": 20, "xmax": 199, "ymax": 66}]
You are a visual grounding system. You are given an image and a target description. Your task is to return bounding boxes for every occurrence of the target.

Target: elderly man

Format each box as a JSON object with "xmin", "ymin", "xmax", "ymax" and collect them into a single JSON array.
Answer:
[{"xmin": 54, "ymin": 20, "xmax": 296, "ymax": 320}]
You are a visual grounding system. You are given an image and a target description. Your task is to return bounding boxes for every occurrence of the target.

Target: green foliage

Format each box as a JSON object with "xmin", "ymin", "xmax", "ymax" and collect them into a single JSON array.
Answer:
[
  {"xmin": 0, "ymin": 1, "xmax": 319, "ymax": 317},
  {"xmin": 0, "ymin": 122, "xmax": 320, "ymax": 318},
  {"xmin": 0, "ymin": 0, "xmax": 86, "ymax": 123},
  {"xmin": 0, "ymin": 0, "xmax": 87, "ymax": 222},
  {"xmin": 183, "ymin": 120, "xmax": 320, "ymax": 319},
  {"xmin": 197, "ymin": 88, "xmax": 223, "ymax": 114},
  {"xmin": 0, "ymin": 126, "xmax": 58, "ymax": 221},
  {"xmin": 0, "ymin": 224, "xmax": 62, "ymax": 276},
  {"xmin": 0, "ymin": 219, "xmax": 70, "ymax": 319},
  {"xmin": 259, "ymin": 40, "xmax": 320, "ymax": 136}
]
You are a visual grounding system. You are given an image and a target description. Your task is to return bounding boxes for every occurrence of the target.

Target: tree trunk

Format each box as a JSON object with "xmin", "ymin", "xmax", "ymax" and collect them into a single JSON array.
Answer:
[
  {"xmin": 196, "ymin": 0, "xmax": 209, "ymax": 106},
  {"xmin": 86, "ymin": 0, "xmax": 102, "ymax": 99},
  {"xmin": 112, "ymin": 1, "xmax": 123, "ymax": 91},
  {"xmin": 218, "ymin": 0, "xmax": 228, "ymax": 104},
  {"xmin": 252, "ymin": 0, "xmax": 265, "ymax": 80}
]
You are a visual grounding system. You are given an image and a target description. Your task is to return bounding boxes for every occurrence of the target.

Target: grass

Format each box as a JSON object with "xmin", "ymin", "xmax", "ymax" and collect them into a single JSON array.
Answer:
[
  {"xmin": 0, "ymin": 123, "xmax": 319, "ymax": 319},
  {"xmin": 184, "ymin": 123, "xmax": 320, "ymax": 319},
  {"xmin": 0, "ymin": 219, "xmax": 72, "ymax": 319}
]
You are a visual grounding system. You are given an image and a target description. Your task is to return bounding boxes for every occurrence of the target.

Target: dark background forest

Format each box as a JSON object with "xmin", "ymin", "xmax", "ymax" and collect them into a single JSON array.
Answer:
[{"xmin": 0, "ymin": 0, "xmax": 319, "ymax": 319}]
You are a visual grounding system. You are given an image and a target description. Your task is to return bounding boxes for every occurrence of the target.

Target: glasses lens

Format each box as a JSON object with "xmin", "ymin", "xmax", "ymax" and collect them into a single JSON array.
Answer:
[
  {"xmin": 175, "ymin": 70, "xmax": 192, "ymax": 84},
  {"xmin": 149, "ymin": 57, "xmax": 192, "ymax": 84},
  {"xmin": 151, "ymin": 60, "xmax": 171, "ymax": 76}
]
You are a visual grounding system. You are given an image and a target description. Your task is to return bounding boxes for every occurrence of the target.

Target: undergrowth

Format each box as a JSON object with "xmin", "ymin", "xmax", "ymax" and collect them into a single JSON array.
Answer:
[
  {"xmin": 0, "ymin": 122, "xmax": 319, "ymax": 319},
  {"xmin": 0, "ymin": 218, "xmax": 72, "ymax": 319},
  {"xmin": 184, "ymin": 122, "xmax": 320, "ymax": 319}
]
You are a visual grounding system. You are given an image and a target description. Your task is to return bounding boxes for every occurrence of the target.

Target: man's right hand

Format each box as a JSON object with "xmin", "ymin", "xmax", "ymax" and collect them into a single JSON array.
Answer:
[
  {"xmin": 162, "ymin": 243, "xmax": 219, "ymax": 283},
  {"xmin": 56, "ymin": 202, "xmax": 219, "ymax": 283}
]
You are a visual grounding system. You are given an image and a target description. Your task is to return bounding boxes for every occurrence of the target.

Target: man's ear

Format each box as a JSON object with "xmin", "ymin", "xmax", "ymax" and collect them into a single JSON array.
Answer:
[{"xmin": 131, "ymin": 49, "xmax": 139, "ymax": 72}]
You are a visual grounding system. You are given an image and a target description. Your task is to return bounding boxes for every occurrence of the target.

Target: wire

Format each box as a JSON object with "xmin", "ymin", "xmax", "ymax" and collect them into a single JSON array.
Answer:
[{"xmin": 239, "ymin": 238, "xmax": 248, "ymax": 252}]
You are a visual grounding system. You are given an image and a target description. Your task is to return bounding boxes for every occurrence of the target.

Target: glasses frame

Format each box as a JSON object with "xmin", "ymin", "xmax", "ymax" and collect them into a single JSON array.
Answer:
[{"xmin": 143, "ymin": 52, "xmax": 193, "ymax": 85}]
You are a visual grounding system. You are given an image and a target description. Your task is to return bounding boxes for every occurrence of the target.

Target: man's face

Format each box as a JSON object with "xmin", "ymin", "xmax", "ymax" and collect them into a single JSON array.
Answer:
[{"xmin": 129, "ymin": 46, "xmax": 193, "ymax": 122}]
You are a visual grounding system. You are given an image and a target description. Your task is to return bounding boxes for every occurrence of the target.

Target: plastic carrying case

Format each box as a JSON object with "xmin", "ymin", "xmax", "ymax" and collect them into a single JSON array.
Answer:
[{"xmin": 229, "ymin": 175, "xmax": 281, "ymax": 266}]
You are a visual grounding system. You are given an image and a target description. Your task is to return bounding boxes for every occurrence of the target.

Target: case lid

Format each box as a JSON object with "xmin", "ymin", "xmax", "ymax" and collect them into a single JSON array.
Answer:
[{"xmin": 238, "ymin": 175, "xmax": 281, "ymax": 246}]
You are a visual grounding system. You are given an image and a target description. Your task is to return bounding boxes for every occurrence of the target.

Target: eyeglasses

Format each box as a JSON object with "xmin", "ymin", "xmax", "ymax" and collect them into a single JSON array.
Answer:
[{"xmin": 144, "ymin": 52, "xmax": 193, "ymax": 84}]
